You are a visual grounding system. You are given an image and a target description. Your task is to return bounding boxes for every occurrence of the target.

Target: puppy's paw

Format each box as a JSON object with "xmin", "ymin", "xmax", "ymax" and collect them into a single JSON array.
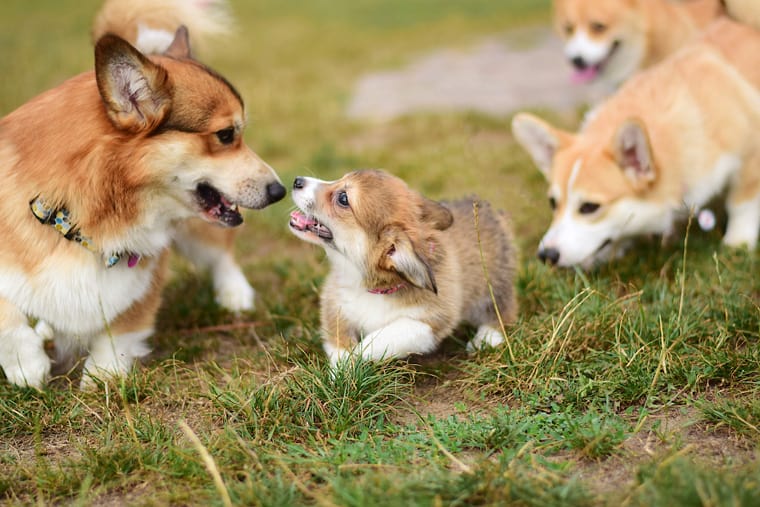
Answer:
[
  {"xmin": 214, "ymin": 266, "xmax": 255, "ymax": 312},
  {"xmin": 467, "ymin": 325, "xmax": 504, "ymax": 354}
]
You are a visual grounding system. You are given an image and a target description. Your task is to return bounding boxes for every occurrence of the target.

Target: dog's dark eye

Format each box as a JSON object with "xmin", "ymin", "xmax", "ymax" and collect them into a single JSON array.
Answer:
[
  {"xmin": 564, "ymin": 23, "xmax": 574, "ymax": 36},
  {"xmin": 216, "ymin": 127, "xmax": 235, "ymax": 145},
  {"xmin": 579, "ymin": 202, "xmax": 600, "ymax": 214},
  {"xmin": 337, "ymin": 190, "xmax": 349, "ymax": 208},
  {"xmin": 590, "ymin": 22, "xmax": 607, "ymax": 34},
  {"xmin": 549, "ymin": 197, "xmax": 557, "ymax": 210}
]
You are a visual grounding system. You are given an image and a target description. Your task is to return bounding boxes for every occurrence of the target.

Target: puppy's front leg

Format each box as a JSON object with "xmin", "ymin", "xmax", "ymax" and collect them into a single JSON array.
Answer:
[
  {"xmin": 0, "ymin": 298, "xmax": 50, "ymax": 388},
  {"xmin": 356, "ymin": 318, "xmax": 438, "ymax": 361}
]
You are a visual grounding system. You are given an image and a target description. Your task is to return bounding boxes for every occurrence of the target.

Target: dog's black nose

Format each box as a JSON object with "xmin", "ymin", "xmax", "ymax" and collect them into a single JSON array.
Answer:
[
  {"xmin": 293, "ymin": 177, "xmax": 305, "ymax": 190},
  {"xmin": 538, "ymin": 248, "xmax": 560, "ymax": 266},
  {"xmin": 571, "ymin": 56, "xmax": 587, "ymax": 70},
  {"xmin": 267, "ymin": 182, "xmax": 287, "ymax": 203}
]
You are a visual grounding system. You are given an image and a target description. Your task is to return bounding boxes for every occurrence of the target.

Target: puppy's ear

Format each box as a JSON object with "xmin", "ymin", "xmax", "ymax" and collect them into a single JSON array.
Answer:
[
  {"xmin": 379, "ymin": 227, "xmax": 437, "ymax": 293},
  {"xmin": 164, "ymin": 25, "xmax": 193, "ymax": 59},
  {"xmin": 512, "ymin": 113, "xmax": 573, "ymax": 179},
  {"xmin": 613, "ymin": 119, "xmax": 656, "ymax": 190},
  {"xmin": 419, "ymin": 197, "xmax": 453, "ymax": 231},
  {"xmin": 95, "ymin": 34, "xmax": 172, "ymax": 133}
]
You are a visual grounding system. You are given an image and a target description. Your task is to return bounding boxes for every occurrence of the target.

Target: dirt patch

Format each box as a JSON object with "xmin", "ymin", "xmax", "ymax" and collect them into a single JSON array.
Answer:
[{"xmin": 346, "ymin": 27, "xmax": 608, "ymax": 121}]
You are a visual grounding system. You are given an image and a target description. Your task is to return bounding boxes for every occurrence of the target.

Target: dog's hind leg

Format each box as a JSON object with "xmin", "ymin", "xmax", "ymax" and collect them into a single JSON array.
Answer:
[
  {"xmin": 173, "ymin": 219, "xmax": 255, "ymax": 312},
  {"xmin": 80, "ymin": 252, "xmax": 169, "ymax": 389},
  {"xmin": 0, "ymin": 298, "xmax": 50, "ymax": 388}
]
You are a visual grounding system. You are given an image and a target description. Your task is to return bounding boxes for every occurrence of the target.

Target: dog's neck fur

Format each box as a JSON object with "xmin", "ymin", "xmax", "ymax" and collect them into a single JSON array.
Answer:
[{"xmin": 1, "ymin": 71, "xmax": 186, "ymax": 259}]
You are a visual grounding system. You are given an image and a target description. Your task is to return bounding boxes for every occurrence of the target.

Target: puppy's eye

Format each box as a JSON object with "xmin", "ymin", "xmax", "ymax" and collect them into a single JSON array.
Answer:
[
  {"xmin": 564, "ymin": 23, "xmax": 574, "ymax": 36},
  {"xmin": 216, "ymin": 127, "xmax": 235, "ymax": 145},
  {"xmin": 549, "ymin": 197, "xmax": 557, "ymax": 210},
  {"xmin": 590, "ymin": 22, "xmax": 607, "ymax": 34},
  {"xmin": 336, "ymin": 190, "xmax": 349, "ymax": 208},
  {"xmin": 579, "ymin": 202, "xmax": 600, "ymax": 214}
]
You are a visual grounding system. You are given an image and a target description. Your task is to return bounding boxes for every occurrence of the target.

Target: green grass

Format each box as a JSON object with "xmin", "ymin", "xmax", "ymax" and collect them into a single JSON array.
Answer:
[{"xmin": 1, "ymin": 0, "xmax": 760, "ymax": 505}]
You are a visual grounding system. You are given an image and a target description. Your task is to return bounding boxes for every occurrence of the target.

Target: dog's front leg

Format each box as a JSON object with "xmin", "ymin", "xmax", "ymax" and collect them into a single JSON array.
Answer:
[
  {"xmin": 0, "ymin": 298, "xmax": 50, "ymax": 388},
  {"xmin": 356, "ymin": 318, "xmax": 438, "ymax": 361}
]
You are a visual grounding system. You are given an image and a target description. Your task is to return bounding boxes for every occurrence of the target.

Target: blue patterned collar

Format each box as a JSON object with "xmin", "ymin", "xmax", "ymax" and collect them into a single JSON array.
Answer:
[{"xmin": 30, "ymin": 196, "xmax": 140, "ymax": 268}]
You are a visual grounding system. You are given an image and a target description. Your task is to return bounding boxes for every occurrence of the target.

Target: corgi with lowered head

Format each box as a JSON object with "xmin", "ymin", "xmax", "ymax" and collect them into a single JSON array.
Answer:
[
  {"xmin": 554, "ymin": 0, "xmax": 721, "ymax": 87},
  {"xmin": 288, "ymin": 170, "xmax": 518, "ymax": 366},
  {"xmin": 93, "ymin": 0, "xmax": 257, "ymax": 312},
  {"xmin": 0, "ymin": 29, "xmax": 285, "ymax": 388},
  {"xmin": 513, "ymin": 16, "xmax": 760, "ymax": 269}
]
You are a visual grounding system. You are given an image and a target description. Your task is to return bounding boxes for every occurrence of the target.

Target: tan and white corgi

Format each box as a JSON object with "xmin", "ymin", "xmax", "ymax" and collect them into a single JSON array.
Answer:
[
  {"xmin": 288, "ymin": 170, "xmax": 518, "ymax": 366},
  {"xmin": 0, "ymin": 29, "xmax": 285, "ymax": 388},
  {"xmin": 513, "ymin": 16, "xmax": 760, "ymax": 269},
  {"xmin": 554, "ymin": 0, "xmax": 721, "ymax": 87},
  {"xmin": 93, "ymin": 0, "xmax": 257, "ymax": 312}
]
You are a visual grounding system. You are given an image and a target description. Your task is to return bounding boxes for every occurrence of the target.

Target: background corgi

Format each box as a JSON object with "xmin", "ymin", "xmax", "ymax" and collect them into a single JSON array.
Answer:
[
  {"xmin": 93, "ymin": 0, "xmax": 257, "ymax": 312},
  {"xmin": 513, "ymin": 16, "xmax": 760, "ymax": 269},
  {"xmin": 288, "ymin": 170, "xmax": 518, "ymax": 366},
  {"xmin": 0, "ymin": 29, "xmax": 285, "ymax": 388},
  {"xmin": 554, "ymin": 0, "xmax": 721, "ymax": 87}
]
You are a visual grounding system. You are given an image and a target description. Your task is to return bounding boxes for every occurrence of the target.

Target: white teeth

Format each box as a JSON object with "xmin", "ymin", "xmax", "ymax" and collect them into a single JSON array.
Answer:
[{"xmin": 230, "ymin": 204, "xmax": 238, "ymax": 212}]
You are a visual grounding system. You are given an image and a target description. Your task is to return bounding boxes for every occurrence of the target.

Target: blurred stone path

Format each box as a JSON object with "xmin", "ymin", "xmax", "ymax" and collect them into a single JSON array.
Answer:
[{"xmin": 346, "ymin": 27, "xmax": 607, "ymax": 121}]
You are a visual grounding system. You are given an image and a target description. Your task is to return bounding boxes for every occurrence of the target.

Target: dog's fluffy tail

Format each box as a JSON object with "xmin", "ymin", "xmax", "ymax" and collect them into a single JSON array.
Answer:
[
  {"xmin": 723, "ymin": 0, "xmax": 760, "ymax": 31},
  {"xmin": 92, "ymin": 0, "xmax": 233, "ymax": 55}
]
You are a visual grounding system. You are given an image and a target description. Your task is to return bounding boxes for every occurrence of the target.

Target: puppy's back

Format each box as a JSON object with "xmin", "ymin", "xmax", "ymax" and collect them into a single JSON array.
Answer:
[{"xmin": 445, "ymin": 199, "xmax": 518, "ymax": 326}]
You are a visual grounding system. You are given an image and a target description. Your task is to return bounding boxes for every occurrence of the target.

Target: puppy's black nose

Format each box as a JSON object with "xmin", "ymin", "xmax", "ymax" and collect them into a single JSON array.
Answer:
[
  {"xmin": 571, "ymin": 56, "xmax": 587, "ymax": 70},
  {"xmin": 538, "ymin": 248, "xmax": 560, "ymax": 266},
  {"xmin": 267, "ymin": 182, "xmax": 286, "ymax": 203},
  {"xmin": 293, "ymin": 177, "xmax": 305, "ymax": 190}
]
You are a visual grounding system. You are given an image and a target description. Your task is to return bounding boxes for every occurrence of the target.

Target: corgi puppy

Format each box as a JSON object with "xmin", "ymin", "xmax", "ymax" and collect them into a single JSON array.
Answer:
[
  {"xmin": 288, "ymin": 170, "xmax": 518, "ymax": 366},
  {"xmin": 0, "ymin": 29, "xmax": 285, "ymax": 388},
  {"xmin": 513, "ymin": 16, "xmax": 760, "ymax": 269},
  {"xmin": 93, "ymin": 0, "xmax": 256, "ymax": 312},
  {"xmin": 554, "ymin": 0, "xmax": 721, "ymax": 87}
]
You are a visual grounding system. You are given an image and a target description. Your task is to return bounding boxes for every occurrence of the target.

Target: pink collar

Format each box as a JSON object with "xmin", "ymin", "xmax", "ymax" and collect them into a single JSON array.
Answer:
[{"xmin": 368, "ymin": 283, "xmax": 407, "ymax": 295}]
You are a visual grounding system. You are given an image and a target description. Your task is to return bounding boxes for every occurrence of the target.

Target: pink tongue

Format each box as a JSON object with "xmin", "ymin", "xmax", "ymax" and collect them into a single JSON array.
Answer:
[
  {"xmin": 290, "ymin": 210, "xmax": 315, "ymax": 228},
  {"xmin": 571, "ymin": 67, "xmax": 599, "ymax": 84}
]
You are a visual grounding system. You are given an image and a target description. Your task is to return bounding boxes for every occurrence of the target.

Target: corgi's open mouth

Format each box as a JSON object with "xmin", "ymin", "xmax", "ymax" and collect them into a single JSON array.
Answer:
[
  {"xmin": 571, "ymin": 40, "xmax": 621, "ymax": 84},
  {"xmin": 289, "ymin": 210, "xmax": 333, "ymax": 241},
  {"xmin": 195, "ymin": 182, "xmax": 243, "ymax": 227}
]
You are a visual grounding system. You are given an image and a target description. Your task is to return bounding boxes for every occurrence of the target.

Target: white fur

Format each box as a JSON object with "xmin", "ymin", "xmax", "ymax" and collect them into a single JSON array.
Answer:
[
  {"xmin": 327, "ymin": 253, "xmax": 428, "ymax": 333},
  {"xmin": 565, "ymin": 30, "xmax": 611, "ymax": 67},
  {"xmin": 724, "ymin": 194, "xmax": 760, "ymax": 247},
  {"xmin": 135, "ymin": 24, "xmax": 176, "ymax": 55},
  {"xmin": 81, "ymin": 329, "xmax": 153, "ymax": 389},
  {"xmin": 354, "ymin": 318, "xmax": 437, "ymax": 361},
  {"xmin": 0, "ymin": 322, "xmax": 50, "ymax": 388},
  {"xmin": 466, "ymin": 325, "xmax": 505, "ymax": 353}
]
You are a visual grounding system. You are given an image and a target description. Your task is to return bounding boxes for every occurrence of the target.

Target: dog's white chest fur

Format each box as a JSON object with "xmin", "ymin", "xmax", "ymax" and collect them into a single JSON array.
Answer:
[
  {"xmin": 327, "ymin": 255, "xmax": 426, "ymax": 336},
  {"xmin": 0, "ymin": 250, "xmax": 158, "ymax": 338}
]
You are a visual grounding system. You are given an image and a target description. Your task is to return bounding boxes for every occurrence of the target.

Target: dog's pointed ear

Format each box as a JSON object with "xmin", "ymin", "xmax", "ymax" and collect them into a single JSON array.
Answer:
[
  {"xmin": 419, "ymin": 197, "xmax": 453, "ymax": 231},
  {"xmin": 164, "ymin": 25, "xmax": 192, "ymax": 59},
  {"xmin": 379, "ymin": 227, "xmax": 437, "ymax": 293},
  {"xmin": 613, "ymin": 119, "xmax": 656, "ymax": 190},
  {"xmin": 512, "ymin": 113, "xmax": 573, "ymax": 179},
  {"xmin": 95, "ymin": 34, "xmax": 172, "ymax": 133}
]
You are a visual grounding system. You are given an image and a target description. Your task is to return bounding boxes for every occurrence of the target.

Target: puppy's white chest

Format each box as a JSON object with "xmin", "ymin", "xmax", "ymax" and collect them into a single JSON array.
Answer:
[{"xmin": 335, "ymin": 287, "xmax": 425, "ymax": 337}]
